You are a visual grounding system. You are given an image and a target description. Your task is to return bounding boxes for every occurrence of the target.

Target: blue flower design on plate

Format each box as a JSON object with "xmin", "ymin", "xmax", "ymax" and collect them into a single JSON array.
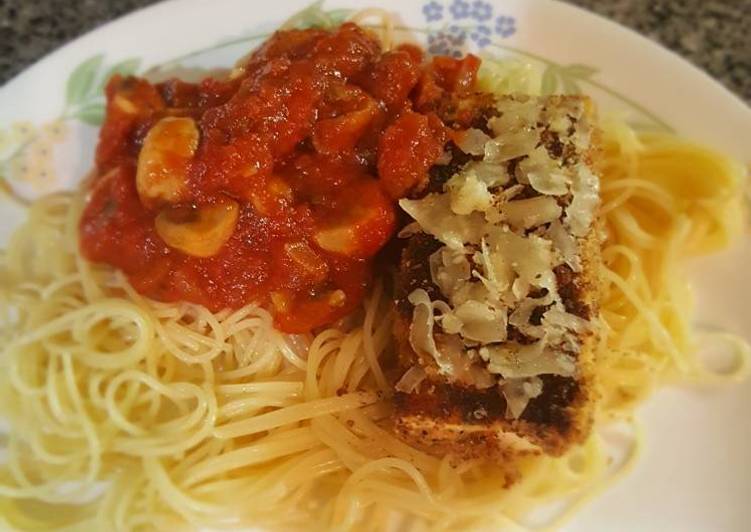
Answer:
[
  {"xmin": 449, "ymin": 0, "xmax": 471, "ymax": 20},
  {"xmin": 470, "ymin": 0, "xmax": 492, "ymax": 22},
  {"xmin": 469, "ymin": 24, "xmax": 491, "ymax": 47},
  {"xmin": 422, "ymin": 1, "xmax": 443, "ymax": 22},
  {"xmin": 495, "ymin": 15, "xmax": 516, "ymax": 38},
  {"xmin": 427, "ymin": 33, "xmax": 451, "ymax": 56},
  {"xmin": 421, "ymin": 1, "xmax": 518, "ymax": 52},
  {"xmin": 428, "ymin": 27, "xmax": 465, "ymax": 57},
  {"xmin": 446, "ymin": 25, "xmax": 467, "ymax": 46}
]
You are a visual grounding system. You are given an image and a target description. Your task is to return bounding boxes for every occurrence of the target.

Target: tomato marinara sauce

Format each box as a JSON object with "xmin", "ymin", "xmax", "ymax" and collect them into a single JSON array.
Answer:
[{"xmin": 80, "ymin": 23, "xmax": 480, "ymax": 332}]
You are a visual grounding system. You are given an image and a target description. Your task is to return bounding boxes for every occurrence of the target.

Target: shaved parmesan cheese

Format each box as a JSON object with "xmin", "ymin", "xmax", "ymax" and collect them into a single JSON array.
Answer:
[
  {"xmin": 455, "ymin": 128, "xmax": 492, "ymax": 155},
  {"xmin": 408, "ymin": 289, "xmax": 455, "ymax": 376},
  {"xmin": 409, "ymin": 289, "xmax": 497, "ymax": 388},
  {"xmin": 516, "ymin": 146, "xmax": 569, "ymax": 195},
  {"xmin": 484, "ymin": 340, "xmax": 576, "ymax": 379},
  {"xmin": 547, "ymin": 220, "xmax": 581, "ymax": 272},
  {"xmin": 446, "ymin": 170, "xmax": 493, "ymax": 215},
  {"xmin": 398, "ymin": 222, "xmax": 422, "ymax": 238},
  {"xmin": 489, "ymin": 97, "xmax": 538, "ymax": 135},
  {"xmin": 476, "ymin": 237, "xmax": 514, "ymax": 295},
  {"xmin": 435, "ymin": 332, "xmax": 495, "ymax": 388},
  {"xmin": 439, "ymin": 312, "xmax": 463, "ymax": 335},
  {"xmin": 467, "ymin": 160, "xmax": 510, "ymax": 187},
  {"xmin": 453, "ymin": 300, "xmax": 508, "ymax": 344},
  {"xmin": 500, "ymin": 377, "xmax": 543, "ymax": 419},
  {"xmin": 565, "ymin": 166, "xmax": 600, "ymax": 236},
  {"xmin": 449, "ymin": 278, "xmax": 500, "ymax": 308},
  {"xmin": 486, "ymin": 228, "xmax": 555, "ymax": 291},
  {"xmin": 395, "ymin": 366, "xmax": 427, "ymax": 393},
  {"xmin": 542, "ymin": 308, "xmax": 591, "ymax": 342},
  {"xmin": 508, "ymin": 291, "xmax": 555, "ymax": 339},
  {"xmin": 400, "ymin": 194, "xmax": 486, "ymax": 249},
  {"xmin": 500, "ymin": 196, "xmax": 562, "ymax": 230},
  {"xmin": 484, "ymin": 129, "xmax": 539, "ymax": 163},
  {"xmin": 429, "ymin": 247, "xmax": 471, "ymax": 296}
]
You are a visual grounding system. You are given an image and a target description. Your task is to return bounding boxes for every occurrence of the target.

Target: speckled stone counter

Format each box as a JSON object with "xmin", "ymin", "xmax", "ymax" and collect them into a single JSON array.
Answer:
[{"xmin": 1, "ymin": 0, "xmax": 749, "ymax": 103}]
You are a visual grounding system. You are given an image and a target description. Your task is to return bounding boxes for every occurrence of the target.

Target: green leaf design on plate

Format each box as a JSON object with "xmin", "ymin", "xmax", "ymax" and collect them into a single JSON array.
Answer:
[
  {"xmin": 75, "ymin": 103, "xmax": 106, "ymax": 126},
  {"xmin": 541, "ymin": 63, "xmax": 596, "ymax": 95},
  {"xmin": 281, "ymin": 0, "xmax": 354, "ymax": 30},
  {"xmin": 327, "ymin": 8, "xmax": 354, "ymax": 26},
  {"xmin": 541, "ymin": 65, "xmax": 558, "ymax": 95},
  {"xmin": 65, "ymin": 55, "xmax": 105, "ymax": 106},
  {"xmin": 561, "ymin": 77, "xmax": 581, "ymax": 95},
  {"xmin": 562, "ymin": 64, "xmax": 599, "ymax": 79},
  {"xmin": 98, "ymin": 58, "xmax": 141, "ymax": 91}
]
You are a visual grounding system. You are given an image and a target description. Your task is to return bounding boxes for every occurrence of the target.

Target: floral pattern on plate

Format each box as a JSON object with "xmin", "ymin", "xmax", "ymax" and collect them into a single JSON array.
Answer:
[{"xmin": 422, "ymin": 0, "xmax": 516, "ymax": 57}]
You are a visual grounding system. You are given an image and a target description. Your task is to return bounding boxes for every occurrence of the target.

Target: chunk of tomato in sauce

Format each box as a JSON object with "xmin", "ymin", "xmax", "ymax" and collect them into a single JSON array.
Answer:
[
  {"xmin": 377, "ymin": 111, "xmax": 447, "ymax": 199},
  {"xmin": 364, "ymin": 49, "xmax": 421, "ymax": 110},
  {"xmin": 414, "ymin": 54, "xmax": 481, "ymax": 111}
]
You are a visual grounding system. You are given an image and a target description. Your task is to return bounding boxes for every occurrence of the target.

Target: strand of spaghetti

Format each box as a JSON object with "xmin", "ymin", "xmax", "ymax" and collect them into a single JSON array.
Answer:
[
  {"xmin": 304, "ymin": 328, "xmax": 345, "ymax": 400},
  {"xmin": 218, "ymin": 394, "xmax": 296, "ymax": 419},
  {"xmin": 104, "ymin": 371, "xmax": 207, "ymax": 436},
  {"xmin": 608, "ymin": 209, "xmax": 660, "ymax": 249},
  {"xmin": 692, "ymin": 331, "xmax": 751, "ymax": 383},
  {"xmin": 354, "ymin": 483, "xmax": 442, "ymax": 517},
  {"xmin": 170, "ymin": 437, "xmax": 229, "ymax": 483},
  {"xmin": 215, "ymin": 381, "xmax": 303, "ymax": 395},
  {"xmin": 60, "ymin": 352, "xmax": 102, "ymax": 491},
  {"xmin": 330, "ymin": 330, "xmax": 363, "ymax": 396},
  {"xmin": 274, "ymin": 334, "xmax": 309, "ymax": 370},
  {"xmin": 362, "ymin": 281, "xmax": 389, "ymax": 392},
  {"xmin": 182, "ymin": 427, "xmax": 320, "ymax": 487},
  {"xmin": 38, "ymin": 272, "xmax": 83, "ymax": 300},
  {"xmin": 601, "ymin": 266, "xmax": 688, "ymax": 372},
  {"xmin": 311, "ymin": 414, "xmax": 373, "ymax": 471},
  {"xmin": 95, "ymin": 465, "xmax": 144, "ymax": 530},
  {"xmin": 162, "ymin": 321, "xmax": 225, "ymax": 352},
  {"xmin": 601, "ymin": 177, "xmax": 676, "ymax": 206},
  {"xmin": 213, "ymin": 392, "xmax": 378, "ymax": 439},
  {"xmin": 152, "ymin": 316, "xmax": 224, "ymax": 365},
  {"xmin": 332, "ymin": 458, "xmax": 439, "ymax": 527},
  {"xmin": 143, "ymin": 456, "xmax": 225, "ymax": 518},
  {"xmin": 194, "ymin": 449, "xmax": 338, "ymax": 508},
  {"xmin": 9, "ymin": 298, "xmax": 151, "ymax": 352},
  {"xmin": 5, "ymin": 344, "xmax": 47, "ymax": 396},
  {"xmin": 349, "ymin": 9, "xmax": 395, "ymax": 50},
  {"xmin": 45, "ymin": 352, "xmax": 73, "ymax": 429},
  {"xmin": 340, "ymin": 409, "xmax": 441, "ymax": 472},
  {"xmin": 256, "ymin": 447, "xmax": 343, "ymax": 494},
  {"xmin": 345, "ymin": 353, "xmax": 372, "ymax": 393},
  {"xmin": 217, "ymin": 344, "xmax": 284, "ymax": 380},
  {"xmin": 340, "ymin": 457, "xmax": 438, "ymax": 505}
]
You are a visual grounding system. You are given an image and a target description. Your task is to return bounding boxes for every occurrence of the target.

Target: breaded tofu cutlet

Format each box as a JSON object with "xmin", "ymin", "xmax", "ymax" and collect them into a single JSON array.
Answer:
[{"xmin": 392, "ymin": 94, "xmax": 601, "ymax": 459}]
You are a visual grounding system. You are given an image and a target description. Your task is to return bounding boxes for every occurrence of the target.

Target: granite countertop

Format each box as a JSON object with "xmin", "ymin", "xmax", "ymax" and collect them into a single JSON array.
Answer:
[{"xmin": 1, "ymin": 0, "xmax": 749, "ymax": 103}]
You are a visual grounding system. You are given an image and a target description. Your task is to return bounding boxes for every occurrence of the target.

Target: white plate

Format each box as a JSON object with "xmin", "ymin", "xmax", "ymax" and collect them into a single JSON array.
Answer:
[{"xmin": 1, "ymin": 1, "xmax": 749, "ymax": 530}]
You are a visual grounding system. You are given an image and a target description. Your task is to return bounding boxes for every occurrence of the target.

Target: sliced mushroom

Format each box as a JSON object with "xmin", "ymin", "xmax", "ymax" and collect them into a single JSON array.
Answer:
[
  {"xmin": 249, "ymin": 176, "xmax": 294, "ymax": 216},
  {"xmin": 113, "ymin": 94, "xmax": 138, "ymax": 114},
  {"xmin": 313, "ymin": 223, "xmax": 361, "ymax": 256},
  {"xmin": 283, "ymin": 241, "xmax": 328, "ymax": 283},
  {"xmin": 137, "ymin": 116, "xmax": 199, "ymax": 208},
  {"xmin": 155, "ymin": 199, "xmax": 239, "ymax": 258}
]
